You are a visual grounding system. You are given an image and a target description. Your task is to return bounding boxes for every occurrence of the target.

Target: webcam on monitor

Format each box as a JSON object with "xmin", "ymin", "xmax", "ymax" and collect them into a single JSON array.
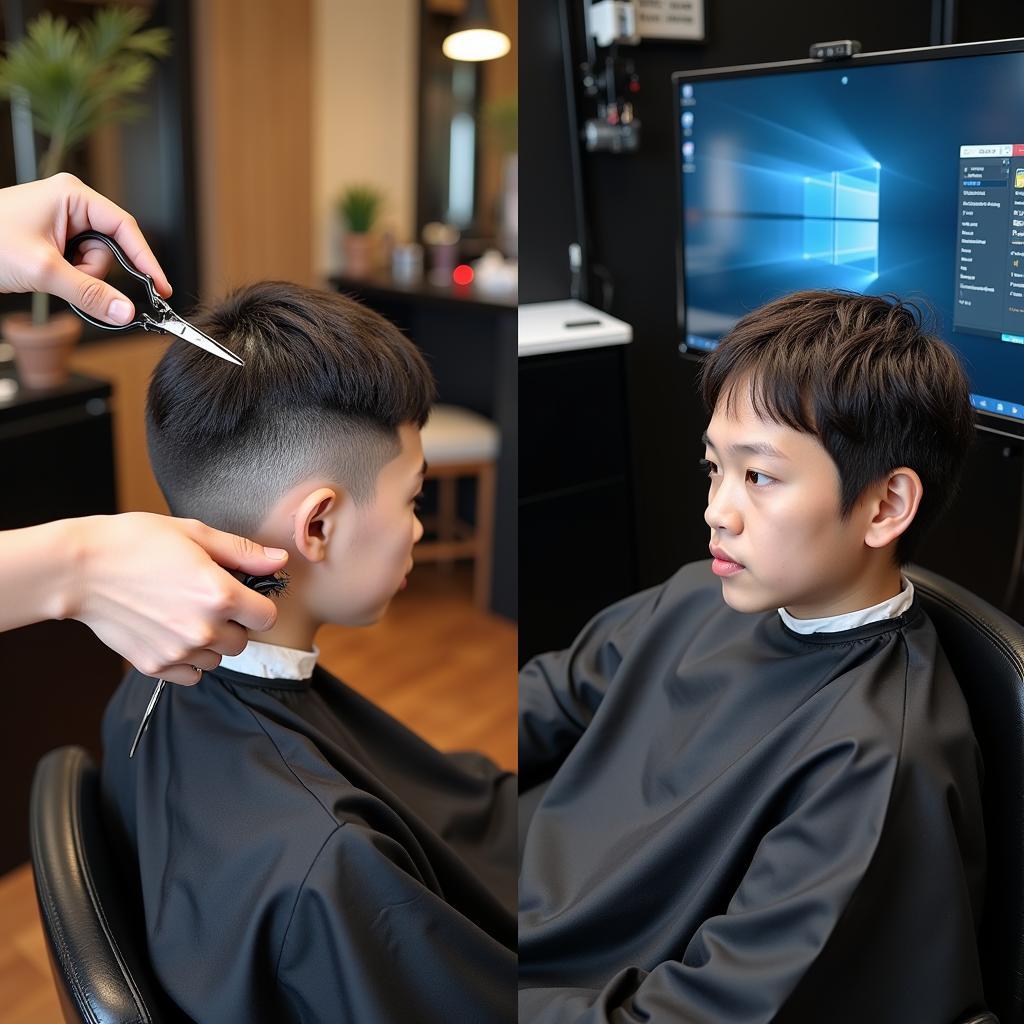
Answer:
[{"xmin": 809, "ymin": 39, "xmax": 862, "ymax": 60}]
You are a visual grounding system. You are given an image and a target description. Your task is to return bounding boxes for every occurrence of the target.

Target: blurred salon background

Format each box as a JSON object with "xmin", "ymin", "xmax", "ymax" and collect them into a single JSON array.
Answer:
[{"xmin": 0, "ymin": 3, "xmax": 515, "ymax": 1014}]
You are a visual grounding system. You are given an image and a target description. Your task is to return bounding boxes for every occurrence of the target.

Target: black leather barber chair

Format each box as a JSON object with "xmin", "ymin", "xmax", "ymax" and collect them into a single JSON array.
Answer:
[
  {"xmin": 905, "ymin": 563, "xmax": 1024, "ymax": 1024},
  {"xmin": 29, "ymin": 745, "xmax": 194, "ymax": 1023}
]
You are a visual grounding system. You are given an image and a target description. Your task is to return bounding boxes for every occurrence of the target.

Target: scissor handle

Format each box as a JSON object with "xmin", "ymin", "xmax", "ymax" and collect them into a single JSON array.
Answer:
[{"xmin": 64, "ymin": 230, "xmax": 166, "ymax": 332}]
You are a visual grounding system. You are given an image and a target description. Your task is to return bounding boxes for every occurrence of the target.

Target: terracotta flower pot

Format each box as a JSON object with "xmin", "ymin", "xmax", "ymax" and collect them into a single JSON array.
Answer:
[
  {"xmin": 2, "ymin": 310, "xmax": 82, "ymax": 389},
  {"xmin": 344, "ymin": 232, "xmax": 376, "ymax": 277}
]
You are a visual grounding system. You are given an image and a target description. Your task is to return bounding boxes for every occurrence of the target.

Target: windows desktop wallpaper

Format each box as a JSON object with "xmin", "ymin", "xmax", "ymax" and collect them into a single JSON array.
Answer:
[{"xmin": 680, "ymin": 51, "xmax": 1024, "ymax": 419}]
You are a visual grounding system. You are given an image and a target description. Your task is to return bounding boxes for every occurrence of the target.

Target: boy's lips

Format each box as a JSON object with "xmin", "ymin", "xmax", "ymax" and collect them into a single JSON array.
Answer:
[
  {"xmin": 709, "ymin": 543, "xmax": 744, "ymax": 567},
  {"xmin": 710, "ymin": 544, "xmax": 746, "ymax": 578},
  {"xmin": 398, "ymin": 561, "xmax": 414, "ymax": 590}
]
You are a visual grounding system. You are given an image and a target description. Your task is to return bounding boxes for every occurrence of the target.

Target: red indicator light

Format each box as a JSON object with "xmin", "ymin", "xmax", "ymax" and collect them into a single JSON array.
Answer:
[{"xmin": 453, "ymin": 264, "xmax": 474, "ymax": 286}]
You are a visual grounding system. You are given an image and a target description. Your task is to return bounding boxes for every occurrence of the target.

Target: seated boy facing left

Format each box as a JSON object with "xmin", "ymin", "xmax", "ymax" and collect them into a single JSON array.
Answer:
[
  {"xmin": 100, "ymin": 282, "xmax": 516, "ymax": 1024},
  {"xmin": 518, "ymin": 291, "xmax": 989, "ymax": 1023}
]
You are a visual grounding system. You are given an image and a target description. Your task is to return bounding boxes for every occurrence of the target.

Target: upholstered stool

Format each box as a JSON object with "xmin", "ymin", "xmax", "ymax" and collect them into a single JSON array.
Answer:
[{"xmin": 417, "ymin": 404, "xmax": 500, "ymax": 609}]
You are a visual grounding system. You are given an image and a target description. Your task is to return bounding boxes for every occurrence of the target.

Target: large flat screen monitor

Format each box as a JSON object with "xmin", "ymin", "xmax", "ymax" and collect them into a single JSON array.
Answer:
[{"xmin": 675, "ymin": 38, "xmax": 1024, "ymax": 441}]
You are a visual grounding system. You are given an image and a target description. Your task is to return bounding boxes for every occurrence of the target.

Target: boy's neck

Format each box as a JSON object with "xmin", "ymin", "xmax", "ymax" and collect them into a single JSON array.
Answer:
[
  {"xmin": 782, "ymin": 562, "xmax": 904, "ymax": 621},
  {"xmin": 248, "ymin": 606, "xmax": 322, "ymax": 653}
]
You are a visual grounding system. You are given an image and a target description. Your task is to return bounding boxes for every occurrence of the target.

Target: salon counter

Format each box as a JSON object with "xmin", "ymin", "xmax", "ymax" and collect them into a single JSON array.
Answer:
[
  {"xmin": 330, "ymin": 270, "xmax": 516, "ymax": 313},
  {"xmin": 518, "ymin": 300, "xmax": 632, "ymax": 357},
  {"xmin": 329, "ymin": 273, "xmax": 517, "ymax": 620}
]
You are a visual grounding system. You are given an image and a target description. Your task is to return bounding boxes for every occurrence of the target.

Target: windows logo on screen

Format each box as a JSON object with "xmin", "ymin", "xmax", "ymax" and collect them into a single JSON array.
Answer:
[{"xmin": 802, "ymin": 163, "xmax": 880, "ymax": 276}]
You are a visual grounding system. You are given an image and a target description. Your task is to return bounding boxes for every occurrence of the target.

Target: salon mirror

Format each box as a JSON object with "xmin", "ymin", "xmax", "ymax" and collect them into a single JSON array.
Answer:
[{"xmin": 416, "ymin": 0, "xmax": 517, "ymax": 260}]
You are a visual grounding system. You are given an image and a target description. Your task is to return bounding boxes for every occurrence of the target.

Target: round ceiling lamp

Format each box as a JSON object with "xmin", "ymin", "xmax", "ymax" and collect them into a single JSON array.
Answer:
[{"xmin": 442, "ymin": 0, "xmax": 511, "ymax": 62}]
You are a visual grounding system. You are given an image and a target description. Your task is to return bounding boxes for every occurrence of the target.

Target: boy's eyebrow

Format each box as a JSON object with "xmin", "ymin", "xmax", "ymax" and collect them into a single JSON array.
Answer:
[{"xmin": 701, "ymin": 431, "xmax": 790, "ymax": 460}]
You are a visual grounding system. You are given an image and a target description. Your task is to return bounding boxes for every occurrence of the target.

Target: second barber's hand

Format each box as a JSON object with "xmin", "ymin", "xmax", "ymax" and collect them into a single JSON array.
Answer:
[{"xmin": 62, "ymin": 513, "xmax": 289, "ymax": 686}]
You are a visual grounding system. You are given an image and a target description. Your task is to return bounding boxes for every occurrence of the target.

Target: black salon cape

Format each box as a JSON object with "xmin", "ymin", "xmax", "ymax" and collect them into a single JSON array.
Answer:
[
  {"xmin": 100, "ymin": 661, "xmax": 516, "ymax": 1024},
  {"xmin": 518, "ymin": 560, "xmax": 987, "ymax": 1023}
]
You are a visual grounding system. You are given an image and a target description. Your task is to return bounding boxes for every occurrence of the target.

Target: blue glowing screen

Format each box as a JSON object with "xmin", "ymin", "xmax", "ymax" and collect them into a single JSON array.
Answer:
[{"xmin": 679, "ymin": 51, "xmax": 1024, "ymax": 424}]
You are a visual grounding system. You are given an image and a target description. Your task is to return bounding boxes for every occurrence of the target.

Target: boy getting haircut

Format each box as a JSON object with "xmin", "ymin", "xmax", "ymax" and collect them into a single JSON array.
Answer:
[
  {"xmin": 518, "ymin": 289, "xmax": 989, "ymax": 1023},
  {"xmin": 698, "ymin": 289, "xmax": 975, "ymax": 567},
  {"xmin": 146, "ymin": 280, "xmax": 434, "ymax": 536},
  {"xmin": 102, "ymin": 282, "xmax": 516, "ymax": 1024}
]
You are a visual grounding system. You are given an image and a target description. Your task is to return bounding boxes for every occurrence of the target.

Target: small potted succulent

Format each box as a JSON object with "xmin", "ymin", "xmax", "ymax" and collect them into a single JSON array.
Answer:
[
  {"xmin": 0, "ymin": 7, "xmax": 170, "ymax": 388},
  {"xmin": 338, "ymin": 184, "xmax": 385, "ymax": 278}
]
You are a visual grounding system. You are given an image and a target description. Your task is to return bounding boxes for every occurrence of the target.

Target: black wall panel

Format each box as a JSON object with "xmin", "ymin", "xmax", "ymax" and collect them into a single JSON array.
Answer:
[{"xmin": 520, "ymin": 0, "xmax": 581, "ymax": 303}]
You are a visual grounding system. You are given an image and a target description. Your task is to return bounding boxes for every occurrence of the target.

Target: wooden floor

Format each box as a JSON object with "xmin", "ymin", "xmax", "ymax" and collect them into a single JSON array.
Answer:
[
  {"xmin": 317, "ymin": 563, "xmax": 517, "ymax": 772},
  {"xmin": 0, "ymin": 563, "xmax": 516, "ymax": 1023}
]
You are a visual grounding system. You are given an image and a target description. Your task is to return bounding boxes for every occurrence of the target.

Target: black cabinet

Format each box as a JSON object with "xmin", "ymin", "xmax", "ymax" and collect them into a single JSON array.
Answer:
[
  {"xmin": 0, "ymin": 369, "xmax": 122, "ymax": 873},
  {"xmin": 329, "ymin": 274, "xmax": 517, "ymax": 620},
  {"xmin": 519, "ymin": 346, "xmax": 637, "ymax": 663}
]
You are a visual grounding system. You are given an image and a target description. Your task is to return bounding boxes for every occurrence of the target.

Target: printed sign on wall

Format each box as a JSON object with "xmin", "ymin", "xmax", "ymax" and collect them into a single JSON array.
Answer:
[{"xmin": 636, "ymin": 0, "xmax": 706, "ymax": 41}]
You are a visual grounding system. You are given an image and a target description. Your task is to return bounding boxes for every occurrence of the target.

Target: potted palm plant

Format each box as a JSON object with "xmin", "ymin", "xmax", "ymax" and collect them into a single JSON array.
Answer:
[
  {"xmin": 0, "ymin": 7, "xmax": 170, "ymax": 388},
  {"xmin": 338, "ymin": 185, "xmax": 384, "ymax": 278}
]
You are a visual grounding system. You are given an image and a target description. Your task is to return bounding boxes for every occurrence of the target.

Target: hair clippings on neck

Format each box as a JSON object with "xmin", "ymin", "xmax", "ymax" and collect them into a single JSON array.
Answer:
[{"xmin": 238, "ymin": 570, "xmax": 291, "ymax": 597}]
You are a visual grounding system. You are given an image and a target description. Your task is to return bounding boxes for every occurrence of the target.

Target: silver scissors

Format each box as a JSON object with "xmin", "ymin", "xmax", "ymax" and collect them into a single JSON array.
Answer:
[{"xmin": 64, "ymin": 231, "xmax": 244, "ymax": 365}]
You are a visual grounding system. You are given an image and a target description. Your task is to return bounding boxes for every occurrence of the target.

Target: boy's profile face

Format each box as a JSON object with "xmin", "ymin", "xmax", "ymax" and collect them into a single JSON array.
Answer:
[
  {"xmin": 307, "ymin": 422, "xmax": 426, "ymax": 627},
  {"xmin": 702, "ymin": 380, "xmax": 896, "ymax": 619}
]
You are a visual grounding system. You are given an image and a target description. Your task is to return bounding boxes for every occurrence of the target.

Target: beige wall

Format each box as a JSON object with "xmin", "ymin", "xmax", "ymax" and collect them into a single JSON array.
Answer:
[
  {"xmin": 190, "ymin": 0, "xmax": 420, "ymax": 287},
  {"xmin": 312, "ymin": 0, "xmax": 419, "ymax": 278}
]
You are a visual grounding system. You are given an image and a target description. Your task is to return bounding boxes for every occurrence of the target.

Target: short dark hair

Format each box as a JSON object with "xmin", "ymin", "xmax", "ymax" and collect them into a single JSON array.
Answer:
[
  {"xmin": 146, "ymin": 281, "xmax": 435, "ymax": 535},
  {"xmin": 696, "ymin": 289, "xmax": 975, "ymax": 566}
]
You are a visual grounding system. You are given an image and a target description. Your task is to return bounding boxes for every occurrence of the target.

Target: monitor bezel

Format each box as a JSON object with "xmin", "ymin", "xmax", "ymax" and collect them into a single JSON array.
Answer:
[{"xmin": 672, "ymin": 36, "xmax": 1024, "ymax": 443}]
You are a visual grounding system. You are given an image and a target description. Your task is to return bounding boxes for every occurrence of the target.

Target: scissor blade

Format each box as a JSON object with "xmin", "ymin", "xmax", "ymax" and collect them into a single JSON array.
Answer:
[
  {"xmin": 156, "ymin": 314, "xmax": 244, "ymax": 365},
  {"xmin": 128, "ymin": 678, "xmax": 167, "ymax": 758}
]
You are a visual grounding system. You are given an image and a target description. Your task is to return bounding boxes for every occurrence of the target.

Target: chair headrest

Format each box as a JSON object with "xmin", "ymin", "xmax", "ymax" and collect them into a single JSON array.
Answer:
[{"xmin": 903, "ymin": 565, "xmax": 1024, "ymax": 1024}]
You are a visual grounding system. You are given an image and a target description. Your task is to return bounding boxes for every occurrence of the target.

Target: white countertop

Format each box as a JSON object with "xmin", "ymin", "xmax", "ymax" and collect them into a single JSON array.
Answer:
[{"xmin": 518, "ymin": 300, "xmax": 633, "ymax": 357}]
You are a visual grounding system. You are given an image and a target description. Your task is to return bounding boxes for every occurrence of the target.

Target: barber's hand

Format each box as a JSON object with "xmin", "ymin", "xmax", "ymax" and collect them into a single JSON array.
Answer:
[
  {"xmin": 0, "ymin": 172, "xmax": 172, "ymax": 324},
  {"xmin": 66, "ymin": 513, "xmax": 289, "ymax": 686}
]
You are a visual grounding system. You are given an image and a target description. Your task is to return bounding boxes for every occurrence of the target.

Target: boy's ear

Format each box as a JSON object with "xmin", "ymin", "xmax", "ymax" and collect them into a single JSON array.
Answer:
[
  {"xmin": 863, "ymin": 467, "xmax": 923, "ymax": 552},
  {"xmin": 291, "ymin": 487, "xmax": 340, "ymax": 563}
]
